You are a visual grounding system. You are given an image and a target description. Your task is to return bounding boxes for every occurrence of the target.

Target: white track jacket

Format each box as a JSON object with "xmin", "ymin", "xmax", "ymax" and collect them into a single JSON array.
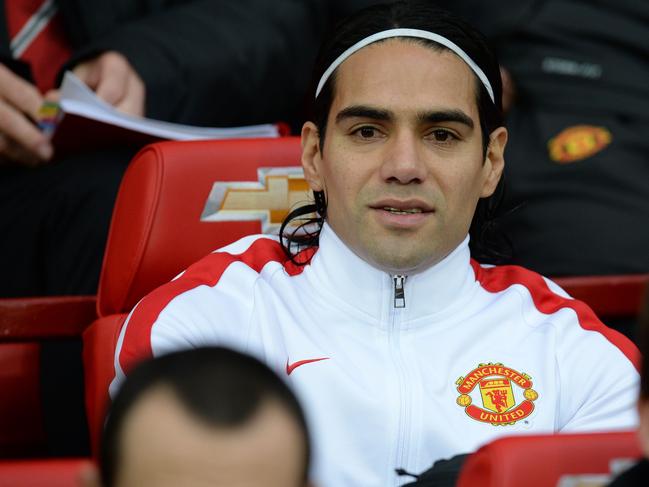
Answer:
[{"xmin": 114, "ymin": 224, "xmax": 639, "ymax": 487}]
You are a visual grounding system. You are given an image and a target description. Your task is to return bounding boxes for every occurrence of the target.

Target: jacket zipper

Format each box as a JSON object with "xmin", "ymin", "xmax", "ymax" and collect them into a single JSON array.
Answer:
[
  {"xmin": 389, "ymin": 274, "xmax": 410, "ymax": 484},
  {"xmin": 393, "ymin": 274, "xmax": 406, "ymax": 308}
]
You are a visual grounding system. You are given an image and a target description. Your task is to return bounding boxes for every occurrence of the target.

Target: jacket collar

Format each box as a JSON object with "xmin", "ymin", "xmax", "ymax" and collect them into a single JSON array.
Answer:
[{"xmin": 306, "ymin": 223, "xmax": 476, "ymax": 321}]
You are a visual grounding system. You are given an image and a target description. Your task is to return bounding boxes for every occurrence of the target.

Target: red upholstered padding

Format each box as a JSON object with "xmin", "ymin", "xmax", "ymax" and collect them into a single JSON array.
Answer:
[
  {"xmin": 0, "ymin": 297, "xmax": 96, "ymax": 456},
  {"xmin": 457, "ymin": 431, "xmax": 642, "ymax": 487},
  {"xmin": 0, "ymin": 458, "xmax": 91, "ymax": 487},
  {"xmin": 83, "ymin": 315, "xmax": 126, "ymax": 457},
  {"xmin": 0, "ymin": 343, "xmax": 46, "ymax": 456},
  {"xmin": 553, "ymin": 274, "xmax": 649, "ymax": 317},
  {"xmin": 0, "ymin": 296, "xmax": 97, "ymax": 340},
  {"xmin": 97, "ymin": 137, "xmax": 302, "ymax": 317}
]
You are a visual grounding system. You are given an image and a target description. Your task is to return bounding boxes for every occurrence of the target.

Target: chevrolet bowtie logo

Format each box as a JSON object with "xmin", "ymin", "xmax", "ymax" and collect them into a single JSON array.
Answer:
[{"xmin": 201, "ymin": 167, "xmax": 311, "ymax": 234}]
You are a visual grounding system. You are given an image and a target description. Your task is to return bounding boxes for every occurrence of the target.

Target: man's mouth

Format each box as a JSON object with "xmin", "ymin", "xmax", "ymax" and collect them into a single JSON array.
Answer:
[
  {"xmin": 382, "ymin": 207, "xmax": 424, "ymax": 215},
  {"xmin": 369, "ymin": 199, "xmax": 435, "ymax": 227}
]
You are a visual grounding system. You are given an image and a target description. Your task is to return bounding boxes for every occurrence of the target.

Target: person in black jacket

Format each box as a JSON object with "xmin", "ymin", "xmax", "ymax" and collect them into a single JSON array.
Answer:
[
  {"xmin": 456, "ymin": 0, "xmax": 649, "ymax": 278},
  {"xmin": 0, "ymin": 0, "xmax": 333, "ymax": 298}
]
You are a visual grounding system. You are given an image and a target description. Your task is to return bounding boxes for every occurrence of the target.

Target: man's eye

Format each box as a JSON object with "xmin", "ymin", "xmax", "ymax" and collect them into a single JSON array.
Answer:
[
  {"xmin": 354, "ymin": 126, "xmax": 380, "ymax": 139},
  {"xmin": 430, "ymin": 129, "xmax": 454, "ymax": 142}
]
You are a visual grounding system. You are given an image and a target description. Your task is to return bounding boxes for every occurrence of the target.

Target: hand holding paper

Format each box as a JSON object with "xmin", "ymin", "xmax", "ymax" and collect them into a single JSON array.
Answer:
[
  {"xmin": 0, "ymin": 64, "xmax": 52, "ymax": 165},
  {"xmin": 40, "ymin": 72, "xmax": 280, "ymax": 156},
  {"xmin": 72, "ymin": 51, "xmax": 145, "ymax": 117}
]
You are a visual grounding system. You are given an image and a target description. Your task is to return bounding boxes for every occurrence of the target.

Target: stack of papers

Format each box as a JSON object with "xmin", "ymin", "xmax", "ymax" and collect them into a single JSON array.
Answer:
[{"xmin": 45, "ymin": 72, "xmax": 281, "ymax": 154}]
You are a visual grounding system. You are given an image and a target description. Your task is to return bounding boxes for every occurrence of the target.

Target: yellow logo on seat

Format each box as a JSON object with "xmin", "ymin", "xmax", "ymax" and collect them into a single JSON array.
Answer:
[{"xmin": 200, "ymin": 167, "xmax": 310, "ymax": 233}]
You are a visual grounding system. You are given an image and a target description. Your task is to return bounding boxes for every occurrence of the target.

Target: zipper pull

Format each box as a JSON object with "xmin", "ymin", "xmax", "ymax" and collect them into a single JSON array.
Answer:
[{"xmin": 393, "ymin": 275, "xmax": 406, "ymax": 308}]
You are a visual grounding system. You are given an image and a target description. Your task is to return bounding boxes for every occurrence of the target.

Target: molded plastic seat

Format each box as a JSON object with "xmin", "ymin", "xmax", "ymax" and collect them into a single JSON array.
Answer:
[{"xmin": 457, "ymin": 431, "xmax": 642, "ymax": 487}]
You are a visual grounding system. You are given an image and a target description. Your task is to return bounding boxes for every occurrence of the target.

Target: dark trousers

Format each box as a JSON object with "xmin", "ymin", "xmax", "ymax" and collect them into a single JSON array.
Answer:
[{"xmin": 0, "ymin": 147, "xmax": 137, "ymax": 297}]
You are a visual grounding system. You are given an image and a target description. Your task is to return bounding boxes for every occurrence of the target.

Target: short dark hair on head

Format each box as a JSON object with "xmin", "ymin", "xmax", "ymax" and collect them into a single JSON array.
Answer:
[
  {"xmin": 100, "ymin": 347, "xmax": 310, "ymax": 487},
  {"xmin": 280, "ymin": 0, "xmax": 508, "ymax": 265}
]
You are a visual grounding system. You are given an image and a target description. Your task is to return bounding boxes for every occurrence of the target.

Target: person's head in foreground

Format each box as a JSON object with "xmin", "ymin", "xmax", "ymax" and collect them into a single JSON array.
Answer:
[
  {"xmin": 85, "ymin": 347, "xmax": 311, "ymax": 487},
  {"xmin": 282, "ymin": 0, "xmax": 508, "ymax": 272}
]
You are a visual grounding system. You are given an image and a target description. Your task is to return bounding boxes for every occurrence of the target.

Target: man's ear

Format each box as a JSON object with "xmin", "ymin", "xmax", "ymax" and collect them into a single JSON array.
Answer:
[
  {"xmin": 480, "ymin": 126, "xmax": 508, "ymax": 198},
  {"xmin": 301, "ymin": 122, "xmax": 324, "ymax": 192},
  {"xmin": 78, "ymin": 462, "xmax": 102, "ymax": 487},
  {"xmin": 638, "ymin": 399, "xmax": 649, "ymax": 458}
]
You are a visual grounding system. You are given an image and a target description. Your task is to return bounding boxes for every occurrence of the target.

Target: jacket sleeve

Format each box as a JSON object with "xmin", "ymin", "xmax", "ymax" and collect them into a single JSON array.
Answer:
[
  {"xmin": 109, "ymin": 235, "xmax": 270, "ymax": 398},
  {"xmin": 545, "ymin": 279, "xmax": 641, "ymax": 432},
  {"xmin": 64, "ymin": 0, "xmax": 328, "ymax": 126}
]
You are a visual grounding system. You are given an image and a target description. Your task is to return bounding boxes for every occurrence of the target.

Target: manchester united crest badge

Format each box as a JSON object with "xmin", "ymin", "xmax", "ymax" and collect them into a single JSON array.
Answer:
[
  {"xmin": 547, "ymin": 125, "xmax": 612, "ymax": 163},
  {"xmin": 456, "ymin": 362, "xmax": 538, "ymax": 426}
]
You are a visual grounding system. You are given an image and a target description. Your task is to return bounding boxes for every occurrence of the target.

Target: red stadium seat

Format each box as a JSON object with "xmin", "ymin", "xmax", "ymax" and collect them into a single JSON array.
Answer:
[
  {"xmin": 0, "ymin": 342, "xmax": 44, "ymax": 456},
  {"xmin": 83, "ymin": 137, "xmax": 303, "ymax": 454},
  {"xmin": 553, "ymin": 274, "xmax": 649, "ymax": 318},
  {"xmin": 0, "ymin": 296, "xmax": 97, "ymax": 339},
  {"xmin": 0, "ymin": 296, "xmax": 96, "ymax": 456},
  {"xmin": 0, "ymin": 458, "xmax": 91, "ymax": 487},
  {"xmin": 457, "ymin": 431, "xmax": 642, "ymax": 487}
]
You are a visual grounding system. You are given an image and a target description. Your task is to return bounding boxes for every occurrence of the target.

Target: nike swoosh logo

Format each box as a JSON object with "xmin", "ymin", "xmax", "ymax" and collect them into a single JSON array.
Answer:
[{"xmin": 286, "ymin": 357, "xmax": 329, "ymax": 375}]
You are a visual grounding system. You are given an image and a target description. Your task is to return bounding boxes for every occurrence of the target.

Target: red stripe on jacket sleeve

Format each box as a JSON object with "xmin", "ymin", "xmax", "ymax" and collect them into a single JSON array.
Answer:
[
  {"xmin": 118, "ymin": 238, "xmax": 302, "ymax": 374},
  {"xmin": 470, "ymin": 260, "xmax": 640, "ymax": 372}
]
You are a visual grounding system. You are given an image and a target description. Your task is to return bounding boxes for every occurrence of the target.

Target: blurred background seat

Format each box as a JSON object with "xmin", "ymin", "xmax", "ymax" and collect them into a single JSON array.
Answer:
[
  {"xmin": 554, "ymin": 274, "xmax": 649, "ymax": 319},
  {"xmin": 457, "ymin": 431, "xmax": 642, "ymax": 487},
  {"xmin": 0, "ymin": 458, "xmax": 90, "ymax": 487},
  {"xmin": 0, "ymin": 296, "xmax": 96, "ymax": 457}
]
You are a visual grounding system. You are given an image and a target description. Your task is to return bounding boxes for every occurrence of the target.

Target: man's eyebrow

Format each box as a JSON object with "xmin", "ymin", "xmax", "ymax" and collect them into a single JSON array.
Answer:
[
  {"xmin": 418, "ymin": 109, "xmax": 474, "ymax": 129},
  {"xmin": 335, "ymin": 106, "xmax": 474, "ymax": 129},
  {"xmin": 335, "ymin": 105, "xmax": 393, "ymax": 123}
]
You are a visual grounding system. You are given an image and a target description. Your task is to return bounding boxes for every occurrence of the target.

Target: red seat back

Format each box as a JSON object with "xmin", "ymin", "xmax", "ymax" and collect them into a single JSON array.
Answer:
[
  {"xmin": 0, "ymin": 343, "xmax": 45, "ymax": 456},
  {"xmin": 457, "ymin": 431, "xmax": 642, "ymax": 487},
  {"xmin": 0, "ymin": 296, "xmax": 96, "ymax": 456},
  {"xmin": 83, "ymin": 315, "xmax": 126, "ymax": 453},
  {"xmin": 97, "ymin": 137, "xmax": 303, "ymax": 317},
  {"xmin": 554, "ymin": 274, "xmax": 649, "ymax": 318},
  {"xmin": 0, "ymin": 458, "xmax": 90, "ymax": 487},
  {"xmin": 84, "ymin": 137, "xmax": 303, "ymax": 454}
]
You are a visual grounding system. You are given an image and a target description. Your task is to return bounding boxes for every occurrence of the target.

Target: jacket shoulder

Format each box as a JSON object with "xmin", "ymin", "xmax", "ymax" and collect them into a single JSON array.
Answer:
[{"xmin": 470, "ymin": 260, "xmax": 639, "ymax": 369}]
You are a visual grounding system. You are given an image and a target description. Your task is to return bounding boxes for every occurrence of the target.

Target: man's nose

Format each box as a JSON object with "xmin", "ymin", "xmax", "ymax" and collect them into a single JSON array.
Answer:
[{"xmin": 379, "ymin": 131, "xmax": 427, "ymax": 184}]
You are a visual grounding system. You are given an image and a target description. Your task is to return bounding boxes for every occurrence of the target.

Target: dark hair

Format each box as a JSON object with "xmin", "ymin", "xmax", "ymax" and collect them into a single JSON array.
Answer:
[
  {"xmin": 100, "ymin": 347, "xmax": 310, "ymax": 487},
  {"xmin": 280, "ymin": 0, "xmax": 508, "ymax": 265}
]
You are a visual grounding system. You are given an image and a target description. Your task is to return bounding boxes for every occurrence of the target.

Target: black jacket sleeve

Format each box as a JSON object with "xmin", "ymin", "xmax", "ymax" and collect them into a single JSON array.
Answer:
[{"xmin": 62, "ymin": 0, "xmax": 328, "ymax": 126}]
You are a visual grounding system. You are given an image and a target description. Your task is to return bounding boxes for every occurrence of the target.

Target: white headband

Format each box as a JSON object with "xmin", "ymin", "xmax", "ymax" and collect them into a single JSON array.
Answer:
[{"xmin": 315, "ymin": 28, "xmax": 495, "ymax": 103}]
